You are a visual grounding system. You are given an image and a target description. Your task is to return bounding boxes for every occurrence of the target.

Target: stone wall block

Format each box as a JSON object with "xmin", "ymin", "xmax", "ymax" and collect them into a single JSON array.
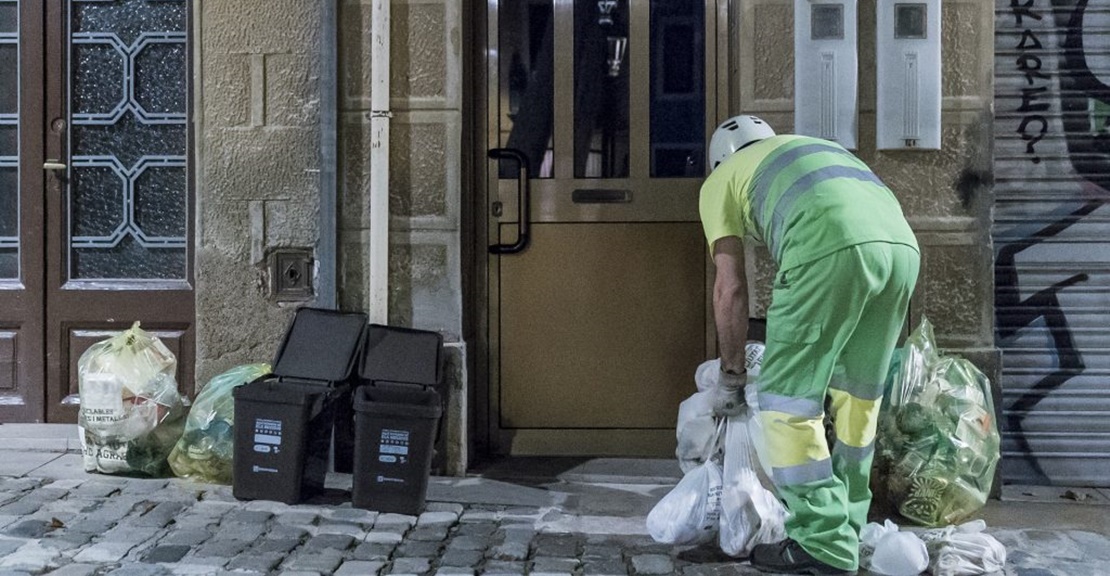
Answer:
[
  {"xmin": 338, "ymin": 229, "xmax": 370, "ymax": 313},
  {"xmin": 339, "ymin": 112, "xmax": 372, "ymax": 230},
  {"xmin": 195, "ymin": 235, "xmax": 294, "ymax": 384},
  {"xmin": 203, "ymin": 1, "xmax": 320, "ymax": 55},
  {"xmin": 865, "ymin": 124, "xmax": 981, "ymax": 219},
  {"xmin": 390, "ymin": 2, "xmax": 448, "ymax": 101},
  {"xmin": 263, "ymin": 199, "xmax": 320, "ymax": 249},
  {"xmin": 266, "ymin": 53, "xmax": 322, "ymax": 127},
  {"xmin": 753, "ymin": 3, "xmax": 793, "ymax": 102},
  {"xmin": 915, "ymin": 242, "xmax": 989, "ymax": 343},
  {"xmin": 942, "ymin": 1, "xmax": 984, "ymax": 98},
  {"xmin": 200, "ymin": 198, "xmax": 251, "ymax": 259},
  {"xmin": 388, "ymin": 231, "xmax": 462, "ymax": 339},
  {"xmin": 389, "ymin": 120, "xmax": 449, "ymax": 220},
  {"xmin": 202, "ymin": 53, "xmax": 251, "ymax": 127},
  {"xmin": 340, "ymin": 0, "xmax": 374, "ymax": 109},
  {"xmin": 203, "ymin": 127, "xmax": 321, "ymax": 202}
]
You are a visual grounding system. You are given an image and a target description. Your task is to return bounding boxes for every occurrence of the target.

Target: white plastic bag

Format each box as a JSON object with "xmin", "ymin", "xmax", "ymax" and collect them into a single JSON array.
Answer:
[
  {"xmin": 676, "ymin": 391, "xmax": 719, "ymax": 473},
  {"xmin": 77, "ymin": 322, "xmax": 187, "ymax": 476},
  {"xmin": 693, "ymin": 343, "xmax": 765, "ymax": 393},
  {"xmin": 860, "ymin": 520, "xmax": 930, "ymax": 576},
  {"xmin": 719, "ymin": 413, "xmax": 786, "ymax": 557},
  {"xmin": 921, "ymin": 520, "xmax": 1006, "ymax": 576},
  {"xmin": 647, "ymin": 456, "xmax": 724, "ymax": 545}
]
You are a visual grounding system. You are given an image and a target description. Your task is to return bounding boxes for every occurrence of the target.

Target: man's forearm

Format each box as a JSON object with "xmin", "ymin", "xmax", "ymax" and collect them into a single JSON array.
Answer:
[{"xmin": 715, "ymin": 284, "xmax": 749, "ymax": 375}]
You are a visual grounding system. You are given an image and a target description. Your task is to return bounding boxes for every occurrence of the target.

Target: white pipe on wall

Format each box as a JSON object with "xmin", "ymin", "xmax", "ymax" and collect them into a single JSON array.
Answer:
[{"xmin": 368, "ymin": 0, "xmax": 391, "ymax": 324}]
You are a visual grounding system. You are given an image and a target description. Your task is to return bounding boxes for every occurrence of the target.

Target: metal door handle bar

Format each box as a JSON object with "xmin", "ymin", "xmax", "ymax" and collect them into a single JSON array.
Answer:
[{"xmin": 488, "ymin": 148, "xmax": 531, "ymax": 255}]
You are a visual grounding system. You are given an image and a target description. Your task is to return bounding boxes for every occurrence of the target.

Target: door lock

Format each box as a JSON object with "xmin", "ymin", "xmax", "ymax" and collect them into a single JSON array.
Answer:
[{"xmin": 491, "ymin": 201, "xmax": 503, "ymax": 217}]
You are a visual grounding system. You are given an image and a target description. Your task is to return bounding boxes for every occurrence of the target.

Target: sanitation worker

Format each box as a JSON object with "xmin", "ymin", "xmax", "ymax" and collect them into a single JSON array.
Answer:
[{"xmin": 700, "ymin": 116, "xmax": 920, "ymax": 576}]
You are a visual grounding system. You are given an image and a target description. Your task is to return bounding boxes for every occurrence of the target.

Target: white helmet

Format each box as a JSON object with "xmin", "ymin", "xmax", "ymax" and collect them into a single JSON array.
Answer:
[{"xmin": 708, "ymin": 115, "xmax": 775, "ymax": 169}]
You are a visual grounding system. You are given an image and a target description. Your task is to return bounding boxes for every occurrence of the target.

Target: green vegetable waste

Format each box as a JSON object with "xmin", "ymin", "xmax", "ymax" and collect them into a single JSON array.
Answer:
[{"xmin": 874, "ymin": 318, "xmax": 1001, "ymax": 527}]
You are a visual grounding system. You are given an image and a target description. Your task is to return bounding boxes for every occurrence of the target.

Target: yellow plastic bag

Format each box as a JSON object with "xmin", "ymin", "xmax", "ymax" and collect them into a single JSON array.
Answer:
[{"xmin": 77, "ymin": 322, "xmax": 187, "ymax": 476}]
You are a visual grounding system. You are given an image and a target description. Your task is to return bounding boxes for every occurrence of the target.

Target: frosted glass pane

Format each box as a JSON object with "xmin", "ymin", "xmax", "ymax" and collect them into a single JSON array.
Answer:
[
  {"xmin": 0, "ymin": 167, "xmax": 16, "ymax": 280},
  {"xmin": 71, "ymin": 43, "xmax": 126, "ymax": 117},
  {"xmin": 0, "ymin": 3, "xmax": 15, "ymax": 34},
  {"xmin": 0, "ymin": 44, "xmax": 16, "ymax": 114},
  {"xmin": 69, "ymin": 0, "xmax": 188, "ymax": 281},
  {"xmin": 72, "ymin": 0, "xmax": 184, "ymax": 44},
  {"xmin": 133, "ymin": 42, "xmax": 186, "ymax": 115},
  {"xmin": 133, "ymin": 166, "xmax": 186, "ymax": 237},
  {"xmin": 71, "ymin": 117, "xmax": 184, "ymax": 167},
  {"xmin": 72, "ymin": 236, "xmax": 185, "ymax": 280},
  {"xmin": 0, "ymin": 250, "xmax": 14, "ymax": 278},
  {"xmin": 0, "ymin": 124, "xmax": 15, "ymax": 157},
  {"xmin": 71, "ymin": 166, "xmax": 125, "ymax": 237}
]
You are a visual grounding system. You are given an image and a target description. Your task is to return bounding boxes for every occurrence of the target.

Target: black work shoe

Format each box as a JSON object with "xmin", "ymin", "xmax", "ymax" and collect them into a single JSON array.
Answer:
[{"xmin": 750, "ymin": 539, "xmax": 857, "ymax": 575}]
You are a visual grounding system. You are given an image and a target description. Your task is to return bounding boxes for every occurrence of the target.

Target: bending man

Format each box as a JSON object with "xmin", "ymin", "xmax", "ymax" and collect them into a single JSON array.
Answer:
[{"xmin": 700, "ymin": 116, "xmax": 920, "ymax": 576}]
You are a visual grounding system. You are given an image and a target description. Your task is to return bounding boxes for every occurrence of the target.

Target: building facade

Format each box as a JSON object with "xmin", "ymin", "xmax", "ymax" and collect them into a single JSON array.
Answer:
[{"xmin": 2, "ymin": 0, "xmax": 1105, "ymax": 485}]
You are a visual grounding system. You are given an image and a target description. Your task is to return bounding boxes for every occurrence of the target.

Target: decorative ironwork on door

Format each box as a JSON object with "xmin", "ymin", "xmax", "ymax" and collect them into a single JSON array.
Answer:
[{"xmin": 69, "ymin": 0, "xmax": 187, "ymax": 280}]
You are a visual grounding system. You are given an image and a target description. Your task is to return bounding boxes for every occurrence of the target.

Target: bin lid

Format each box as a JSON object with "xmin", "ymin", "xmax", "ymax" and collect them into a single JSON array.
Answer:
[
  {"xmin": 272, "ymin": 307, "xmax": 367, "ymax": 382},
  {"xmin": 359, "ymin": 324, "xmax": 444, "ymax": 387}
]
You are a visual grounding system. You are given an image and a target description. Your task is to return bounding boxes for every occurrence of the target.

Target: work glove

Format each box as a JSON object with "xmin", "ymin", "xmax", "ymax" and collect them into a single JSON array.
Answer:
[{"xmin": 711, "ymin": 369, "xmax": 747, "ymax": 417}]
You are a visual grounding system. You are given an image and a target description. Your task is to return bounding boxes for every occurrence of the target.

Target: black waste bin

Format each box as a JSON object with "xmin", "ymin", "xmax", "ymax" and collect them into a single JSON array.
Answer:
[
  {"xmin": 232, "ymin": 307, "xmax": 367, "ymax": 503},
  {"xmin": 352, "ymin": 324, "xmax": 445, "ymax": 514},
  {"xmin": 352, "ymin": 382, "xmax": 442, "ymax": 514}
]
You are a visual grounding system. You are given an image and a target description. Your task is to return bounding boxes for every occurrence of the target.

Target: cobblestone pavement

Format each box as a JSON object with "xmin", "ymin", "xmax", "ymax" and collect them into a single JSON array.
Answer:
[{"xmin": 1, "ymin": 458, "xmax": 1109, "ymax": 575}]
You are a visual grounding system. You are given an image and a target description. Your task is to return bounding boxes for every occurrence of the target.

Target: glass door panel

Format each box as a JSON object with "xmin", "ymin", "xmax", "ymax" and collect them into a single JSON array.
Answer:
[
  {"xmin": 498, "ymin": 0, "xmax": 554, "ymax": 178},
  {"xmin": 0, "ymin": 0, "xmax": 18, "ymax": 279},
  {"xmin": 68, "ymin": 0, "xmax": 187, "ymax": 281}
]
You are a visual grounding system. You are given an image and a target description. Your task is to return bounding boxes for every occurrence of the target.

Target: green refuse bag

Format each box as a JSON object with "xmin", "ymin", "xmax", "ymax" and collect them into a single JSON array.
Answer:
[
  {"xmin": 874, "ymin": 318, "xmax": 1001, "ymax": 527},
  {"xmin": 168, "ymin": 363, "xmax": 271, "ymax": 483}
]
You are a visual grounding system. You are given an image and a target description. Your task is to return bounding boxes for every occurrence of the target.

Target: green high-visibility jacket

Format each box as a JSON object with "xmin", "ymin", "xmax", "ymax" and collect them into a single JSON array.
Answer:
[{"xmin": 699, "ymin": 135, "xmax": 919, "ymax": 268}]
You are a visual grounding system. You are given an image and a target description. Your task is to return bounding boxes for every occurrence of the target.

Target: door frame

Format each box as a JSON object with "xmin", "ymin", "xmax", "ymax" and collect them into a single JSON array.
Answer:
[
  {"xmin": 42, "ymin": 0, "xmax": 197, "ymax": 422},
  {"xmin": 0, "ymin": 0, "xmax": 47, "ymax": 422},
  {"xmin": 468, "ymin": 0, "xmax": 733, "ymax": 457}
]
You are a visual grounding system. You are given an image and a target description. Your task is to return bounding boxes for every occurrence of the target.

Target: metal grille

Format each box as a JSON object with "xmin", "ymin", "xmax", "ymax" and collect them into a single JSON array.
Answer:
[{"xmin": 994, "ymin": 0, "xmax": 1110, "ymax": 486}]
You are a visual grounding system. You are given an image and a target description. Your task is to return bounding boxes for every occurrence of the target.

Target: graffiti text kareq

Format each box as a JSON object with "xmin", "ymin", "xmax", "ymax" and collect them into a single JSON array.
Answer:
[{"xmin": 1013, "ymin": 0, "xmax": 1048, "ymax": 164}]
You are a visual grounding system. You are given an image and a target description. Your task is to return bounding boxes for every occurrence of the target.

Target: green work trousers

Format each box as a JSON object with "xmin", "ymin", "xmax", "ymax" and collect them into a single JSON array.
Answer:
[{"xmin": 756, "ymin": 241, "xmax": 920, "ymax": 571}]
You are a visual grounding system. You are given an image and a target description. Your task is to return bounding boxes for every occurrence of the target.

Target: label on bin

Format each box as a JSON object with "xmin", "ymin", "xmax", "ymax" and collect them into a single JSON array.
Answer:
[
  {"xmin": 253, "ymin": 418, "xmax": 282, "ymax": 454},
  {"xmin": 378, "ymin": 428, "xmax": 410, "ymax": 464}
]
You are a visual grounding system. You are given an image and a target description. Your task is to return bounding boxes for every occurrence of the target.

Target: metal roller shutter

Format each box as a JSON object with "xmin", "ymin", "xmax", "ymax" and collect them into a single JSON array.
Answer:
[{"xmin": 994, "ymin": 0, "xmax": 1110, "ymax": 485}]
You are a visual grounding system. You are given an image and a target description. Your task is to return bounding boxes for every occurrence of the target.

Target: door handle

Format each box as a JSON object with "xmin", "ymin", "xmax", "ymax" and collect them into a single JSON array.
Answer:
[
  {"xmin": 43, "ymin": 160, "xmax": 67, "ymax": 171},
  {"xmin": 488, "ymin": 148, "xmax": 531, "ymax": 255}
]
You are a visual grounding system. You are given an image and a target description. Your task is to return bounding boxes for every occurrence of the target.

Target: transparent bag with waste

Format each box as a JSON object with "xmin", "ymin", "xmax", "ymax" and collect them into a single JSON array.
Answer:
[
  {"xmin": 168, "ymin": 363, "xmax": 271, "ymax": 483},
  {"xmin": 77, "ymin": 322, "xmax": 189, "ymax": 476},
  {"xmin": 718, "ymin": 411, "xmax": 785, "ymax": 557},
  {"xmin": 648, "ymin": 422, "xmax": 724, "ymax": 545},
  {"xmin": 921, "ymin": 520, "xmax": 1007, "ymax": 576},
  {"xmin": 859, "ymin": 519, "xmax": 929, "ymax": 576},
  {"xmin": 874, "ymin": 318, "xmax": 1001, "ymax": 527}
]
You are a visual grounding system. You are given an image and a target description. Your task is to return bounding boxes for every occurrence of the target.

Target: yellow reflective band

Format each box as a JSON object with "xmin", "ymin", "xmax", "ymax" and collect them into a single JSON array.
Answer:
[
  {"xmin": 760, "ymin": 409, "xmax": 830, "ymax": 468},
  {"xmin": 827, "ymin": 388, "xmax": 880, "ymax": 448}
]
